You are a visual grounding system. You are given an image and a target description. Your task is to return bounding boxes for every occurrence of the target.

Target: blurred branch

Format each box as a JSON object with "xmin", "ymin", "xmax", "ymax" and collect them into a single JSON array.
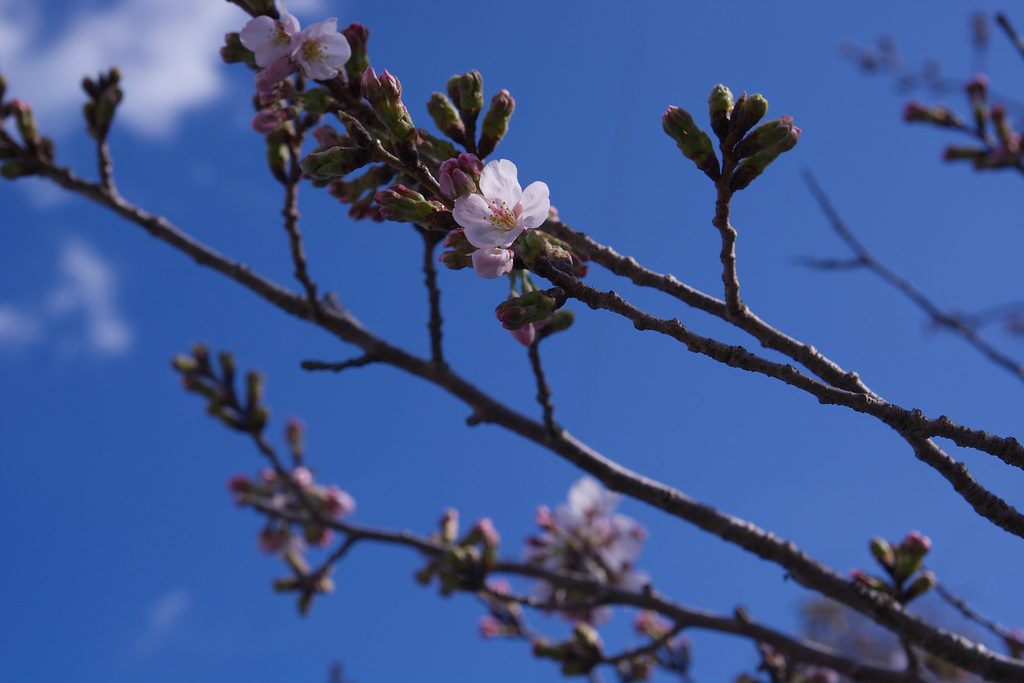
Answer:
[
  {"xmin": 996, "ymin": 14, "xmax": 1024, "ymax": 63},
  {"xmin": 802, "ymin": 169, "xmax": 1024, "ymax": 384}
]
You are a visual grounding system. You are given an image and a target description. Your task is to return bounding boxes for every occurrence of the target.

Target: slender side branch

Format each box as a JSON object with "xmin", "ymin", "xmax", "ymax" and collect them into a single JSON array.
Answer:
[
  {"xmin": 528, "ymin": 342, "xmax": 557, "ymax": 435},
  {"xmin": 541, "ymin": 219, "xmax": 874, "ymax": 396},
  {"xmin": 420, "ymin": 228, "xmax": 445, "ymax": 365},
  {"xmin": 25, "ymin": 158, "xmax": 1024, "ymax": 680},
  {"xmin": 997, "ymin": 14, "xmax": 1024, "ymax": 63},
  {"xmin": 301, "ymin": 355, "xmax": 377, "ymax": 372},
  {"xmin": 803, "ymin": 170, "xmax": 1024, "ymax": 383},
  {"xmin": 282, "ymin": 136, "xmax": 322, "ymax": 314}
]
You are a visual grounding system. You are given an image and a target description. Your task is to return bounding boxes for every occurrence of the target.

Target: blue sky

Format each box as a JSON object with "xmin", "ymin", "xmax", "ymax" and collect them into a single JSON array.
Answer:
[{"xmin": 2, "ymin": 1, "xmax": 1023, "ymax": 681}]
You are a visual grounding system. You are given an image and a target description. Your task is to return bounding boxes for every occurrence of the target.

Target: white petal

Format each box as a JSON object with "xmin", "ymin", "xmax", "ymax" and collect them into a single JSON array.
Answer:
[
  {"xmin": 471, "ymin": 248, "xmax": 514, "ymax": 278},
  {"xmin": 479, "ymin": 159, "xmax": 522, "ymax": 203},
  {"xmin": 454, "ymin": 194, "xmax": 524, "ymax": 248},
  {"xmin": 517, "ymin": 181, "xmax": 550, "ymax": 230}
]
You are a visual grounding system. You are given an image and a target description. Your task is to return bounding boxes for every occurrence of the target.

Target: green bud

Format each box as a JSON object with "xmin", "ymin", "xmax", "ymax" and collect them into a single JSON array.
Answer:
[
  {"xmin": 414, "ymin": 564, "xmax": 435, "ymax": 585},
  {"xmin": 495, "ymin": 289, "xmax": 563, "ymax": 331},
  {"xmin": 220, "ymin": 31, "xmax": 257, "ymax": 67},
  {"xmin": 0, "ymin": 160, "xmax": 35, "ymax": 179},
  {"xmin": 730, "ymin": 119, "xmax": 800, "ymax": 191},
  {"xmin": 273, "ymin": 578, "xmax": 300, "ymax": 592},
  {"xmin": 708, "ymin": 84, "xmax": 734, "ymax": 139},
  {"xmin": 218, "ymin": 351, "xmax": 235, "ymax": 380},
  {"xmin": 297, "ymin": 591, "xmax": 314, "ymax": 615},
  {"xmin": 171, "ymin": 354, "xmax": 198, "ymax": 373},
  {"xmin": 335, "ymin": 111, "xmax": 375, "ymax": 148},
  {"xmin": 445, "ymin": 75, "xmax": 462, "ymax": 106},
  {"xmin": 415, "ymin": 131, "xmax": 458, "ymax": 164},
  {"xmin": 539, "ymin": 309, "xmax": 574, "ymax": 337},
  {"xmin": 301, "ymin": 88, "xmax": 336, "ymax": 115},
  {"xmin": 246, "ymin": 370, "xmax": 264, "ymax": 408},
  {"xmin": 731, "ymin": 93, "xmax": 768, "ymax": 138},
  {"xmin": 341, "ymin": 23, "xmax": 369, "ymax": 83},
  {"xmin": 266, "ymin": 135, "xmax": 290, "ymax": 183},
  {"xmin": 438, "ymin": 251, "xmax": 473, "ymax": 270},
  {"xmin": 427, "ymin": 92, "xmax": 466, "ymax": 145},
  {"xmin": 662, "ymin": 106, "xmax": 720, "ymax": 181},
  {"xmin": 457, "ymin": 70, "xmax": 484, "ymax": 116},
  {"xmin": 191, "ymin": 343, "xmax": 209, "ymax": 366},
  {"xmin": 903, "ymin": 571, "xmax": 936, "ymax": 602},
  {"xmin": 299, "ymin": 146, "xmax": 371, "ymax": 180},
  {"xmin": 478, "ymin": 89, "xmax": 515, "ymax": 158},
  {"xmin": 870, "ymin": 536, "xmax": 895, "ymax": 570}
]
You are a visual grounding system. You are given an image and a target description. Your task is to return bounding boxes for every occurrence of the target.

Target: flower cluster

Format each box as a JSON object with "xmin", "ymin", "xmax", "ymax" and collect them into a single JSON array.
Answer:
[
  {"xmin": 228, "ymin": 465, "xmax": 356, "ymax": 555},
  {"xmin": 240, "ymin": 2, "xmax": 351, "ymax": 83},
  {"xmin": 448, "ymin": 157, "xmax": 550, "ymax": 278},
  {"xmin": 238, "ymin": 1, "xmax": 351, "ymax": 133},
  {"xmin": 526, "ymin": 477, "xmax": 649, "ymax": 624}
]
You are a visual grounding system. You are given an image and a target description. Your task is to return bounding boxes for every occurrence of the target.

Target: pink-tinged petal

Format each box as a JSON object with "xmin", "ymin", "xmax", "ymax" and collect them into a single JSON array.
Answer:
[
  {"xmin": 471, "ymin": 248, "xmax": 514, "ymax": 278},
  {"xmin": 293, "ymin": 19, "xmax": 350, "ymax": 80},
  {"xmin": 240, "ymin": 15, "xmax": 298, "ymax": 67},
  {"xmin": 478, "ymin": 159, "xmax": 523, "ymax": 203},
  {"xmin": 455, "ymin": 194, "xmax": 519, "ymax": 248},
  {"xmin": 517, "ymin": 181, "xmax": 550, "ymax": 230},
  {"xmin": 254, "ymin": 55, "xmax": 295, "ymax": 93},
  {"xmin": 510, "ymin": 323, "xmax": 537, "ymax": 346}
]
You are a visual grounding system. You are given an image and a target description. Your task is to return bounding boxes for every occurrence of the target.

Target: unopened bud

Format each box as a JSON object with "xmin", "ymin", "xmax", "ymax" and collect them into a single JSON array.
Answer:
[
  {"xmin": 442, "ymin": 227, "xmax": 476, "ymax": 255},
  {"xmin": 708, "ymin": 84, "xmax": 734, "ymax": 139},
  {"xmin": 428, "ymin": 92, "xmax": 466, "ymax": 145},
  {"xmin": 662, "ymin": 106, "xmax": 720, "ymax": 181},
  {"xmin": 730, "ymin": 120, "xmax": 800, "ymax": 191},
  {"xmin": 299, "ymin": 145, "xmax": 371, "ymax": 180},
  {"xmin": 341, "ymin": 23, "xmax": 369, "ymax": 82},
  {"xmin": 731, "ymin": 93, "xmax": 768, "ymax": 138},
  {"xmin": 221, "ymin": 31, "xmax": 256, "ymax": 67},
  {"xmin": 439, "ymin": 507, "xmax": 459, "ymax": 543},
  {"xmin": 438, "ymin": 153, "xmax": 483, "ymax": 199},
  {"xmin": 361, "ymin": 67, "xmax": 416, "ymax": 144},
  {"xmin": 902, "ymin": 101, "xmax": 961, "ymax": 127},
  {"xmin": 171, "ymin": 354, "xmax": 198, "ymax": 373},
  {"xmin": 246, "ymin": 370, "xmax": 263, "ymax": 408},
  {"xmin": 10, "ymin": 100, "xmax": 39, "ymax": 147},
  {"xmin": 495, "ymin": 289, "xmax": 563, "ymax": 331},
  {"xmin": 438, "ymin": 251, "xmax": 473, "ymax": 270},
  {"xmin": 478, "ymin": 89, "xmax": 515, "ymax": 158},
  {"xmin": 374, "ymin": 184, "xmax": 446, "ymax": 224},
  {"xmin": 1, "ymin": 160, "xmax": 36, "ymax": 179},
  {"xmin": 457, "ymin": 70, "xmax": 484, "ymax": 116},
  {"xmin": 870, "ymin": 536, "xmax": 895, "ymax": 570},
  {"xmin": 266, "ymin": 134, "xmax": 290, "ymax": 182},
  {"xmin": 903, "ymin": 570, "xmax": 936, "ymax": 602}
]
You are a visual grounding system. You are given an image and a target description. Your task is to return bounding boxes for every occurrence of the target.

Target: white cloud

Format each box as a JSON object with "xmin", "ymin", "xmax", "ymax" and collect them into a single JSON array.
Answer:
[
  {"xmin": 46, "ymin": 238, "xmax": 133, "ymax": 355},
  {"xmin": 129, "ymin": 588, "xmax": 192, "ymax": 660},
  {"xmin": 0, "ymin": 304, "xmax": 43, "ymax": 349},
  {"xmin": 0, "ymin": 237, "xmax": 132, "ymax": 358},
  {"xmin": 0, "ymin": 0, "xmax": 241, "ymax": 137}
]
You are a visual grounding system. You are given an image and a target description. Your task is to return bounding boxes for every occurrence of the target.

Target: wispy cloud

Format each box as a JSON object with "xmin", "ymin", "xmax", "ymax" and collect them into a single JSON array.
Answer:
[
  {"xmin": 0, "ymin": 237, "xmax": 132, "ymax": 357},
  {"xmin": 0, "ymin": 0, "xmax": 239, "ymax": 137},
  {"xmin": 129, "ymin": 589, "xmax": 192, "ymax": 660},
  {"xmin": 0, "ymin": 0, "xmax": 337, "ymax": 138}
]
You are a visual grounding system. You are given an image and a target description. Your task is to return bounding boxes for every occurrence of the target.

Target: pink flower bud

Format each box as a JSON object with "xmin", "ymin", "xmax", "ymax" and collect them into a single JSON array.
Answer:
[
  {"xmin": 321, "ymin": 485, "xmax": 356, "ymax": 518},
  {"xmin": 291, "ymin": 466, "xmax": 314, "ymax": 488},
  {"xmin": 479, "ymin": 615, "xmax": 504, "ymax": 638}
]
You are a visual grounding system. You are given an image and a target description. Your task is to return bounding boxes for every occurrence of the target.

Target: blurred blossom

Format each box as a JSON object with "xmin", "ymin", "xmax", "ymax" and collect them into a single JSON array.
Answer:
[{"xmin": 525, "ymin": 477, "xmax": 649, "ymax": 623}]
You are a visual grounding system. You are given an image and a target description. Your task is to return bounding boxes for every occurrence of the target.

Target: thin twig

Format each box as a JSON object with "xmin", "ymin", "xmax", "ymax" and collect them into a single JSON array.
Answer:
[
  {"xmin": 934, "ymin": 580, "xmax": 1024, "ymax": 650},
  {"xmin": 802, "ymin": 169, "xmax": 1024, "ymax": 384},
  {"xmin": 997, "ymin": 14, "xmax": 1024, "ymax": 63},
  {"xmin": 528, "ymin": 340, "xmax": 557, "ymax": 435},
  {"xmin": 301, "ymin": 354, "xmax": 377, "ymax": 372},
  {"xmin": 420, "ymin": 228, "xmax": 445, "ymax": 365},
  {"xmin": 282, "ymin": 130, "xmax": 322, "ymax": 316}
]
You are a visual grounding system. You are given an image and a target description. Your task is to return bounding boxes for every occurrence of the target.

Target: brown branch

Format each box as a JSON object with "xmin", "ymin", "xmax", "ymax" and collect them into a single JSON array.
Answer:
[
  {"xmin": 802, "ymin": 170, "xmax": 1024, "ymax": 384},
  {"xmin": 528, "ymin": 340, "xmax": 557, "ymax": 435},
  {"xmin": 997, "ymin": 14, "xmax": 1024, "ymax": 63},
  {"xmin": 420, "ymin": 228, "xmax": 445, "ymax": 365},
  {"xmin": 540, "ymin": 219, "xmax": 874, "ymax": 396},
  {"xmin": 301, "ymin": 355, "xmax": 377, "ymax": 372},
  {"xmin": 21, "ymin": 156, "xmax": 1024, "ymax": 680}
]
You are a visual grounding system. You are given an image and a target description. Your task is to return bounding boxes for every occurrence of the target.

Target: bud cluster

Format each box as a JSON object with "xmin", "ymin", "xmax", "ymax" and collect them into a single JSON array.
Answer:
[
  {"xmin": 417, "ymin": 509, "xmax": 502, "ymax": 596},
  {"xmin": 663, "ymin": 85, "xmax": 801, "ymax": 191},
  {"xmin": 172, "ymin": 344, "xmax": 271, "ymax": 434},
  {"xmin": 495, "ymin": 287, "xmax": 567, "ymax": 332},
  {"xmin": 851, "ymin": 530, "xmax": 935, "ymax": 604},
  {"xmin": 373, "ymin": 184, "xmax": 452, "ymax": 228},
  {"xmin": 905, "ymin": 73, "xmax": 1024, "ymax": 171},
  {"xmin": 430, "ymin": 70, "xmax": 515, "ymax": 158}
]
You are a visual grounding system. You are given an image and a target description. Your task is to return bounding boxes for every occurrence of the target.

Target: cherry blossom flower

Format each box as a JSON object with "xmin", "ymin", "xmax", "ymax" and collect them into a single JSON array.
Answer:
[
  {"xmin": 293, "ymin": 19, "xmax": 352, "ymax": 81},
  {"xmin": 525, "ymin": 477, "xmax": 649, "ymax": 624},
  {"xmin": 239, "ymin": 3, "xmax": 300, "ymax": 67},
  {"xmin": 452, "ymin": 159, "xmax": 550, "ymax": 278}
]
